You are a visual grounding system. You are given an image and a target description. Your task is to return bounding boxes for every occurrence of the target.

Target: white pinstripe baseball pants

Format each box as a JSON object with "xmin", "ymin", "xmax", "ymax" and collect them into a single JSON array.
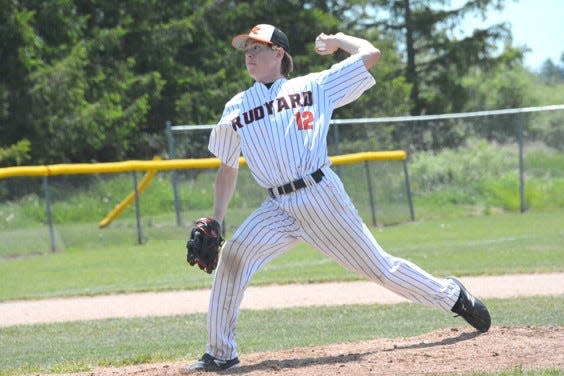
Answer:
[{"xmin": 206, "ymin": 168, "xmax": 460, "ymax": 360}]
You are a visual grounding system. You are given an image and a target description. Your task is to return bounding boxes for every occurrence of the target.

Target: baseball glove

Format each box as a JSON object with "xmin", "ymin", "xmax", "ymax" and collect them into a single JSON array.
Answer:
[{"xmin": 186, "ymin": 217, "xmax": 224, "ymax": 274}]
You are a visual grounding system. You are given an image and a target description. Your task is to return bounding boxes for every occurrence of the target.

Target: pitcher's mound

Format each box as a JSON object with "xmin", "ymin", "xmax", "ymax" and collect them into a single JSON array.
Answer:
[{"xmin": 55, "ymin": 326, "xmax": 563, "ymax": 375}]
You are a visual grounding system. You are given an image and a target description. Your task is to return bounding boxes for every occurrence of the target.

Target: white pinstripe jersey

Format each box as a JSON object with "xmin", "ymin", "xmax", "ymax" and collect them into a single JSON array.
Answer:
[{"xmin": 208, "ymin": 55, "xmax": 375, "ymax": 188}]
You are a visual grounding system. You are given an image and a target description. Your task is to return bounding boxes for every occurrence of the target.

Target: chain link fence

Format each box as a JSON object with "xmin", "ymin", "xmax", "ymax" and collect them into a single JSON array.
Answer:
[{"xmin": 1, "ymin": 105, "xmax": 562, "ymax": 256}]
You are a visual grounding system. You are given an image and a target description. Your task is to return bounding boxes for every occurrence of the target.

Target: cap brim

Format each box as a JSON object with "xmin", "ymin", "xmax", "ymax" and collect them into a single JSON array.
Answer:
[{"xmin": 232, "ymin": 34, "xmax": 273, "ymax": 50}]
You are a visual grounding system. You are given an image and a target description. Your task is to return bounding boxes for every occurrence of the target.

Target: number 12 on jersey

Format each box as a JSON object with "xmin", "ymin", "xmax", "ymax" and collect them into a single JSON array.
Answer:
[{"xmin": 295, "ymin": 111, "xmax": 314, "ymax": 130}]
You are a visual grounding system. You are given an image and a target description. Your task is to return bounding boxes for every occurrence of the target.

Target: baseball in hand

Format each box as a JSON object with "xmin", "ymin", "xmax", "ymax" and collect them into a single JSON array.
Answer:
[{"xmin": 315, "ymin": 39, "xmax": 327, "ymax": 52}]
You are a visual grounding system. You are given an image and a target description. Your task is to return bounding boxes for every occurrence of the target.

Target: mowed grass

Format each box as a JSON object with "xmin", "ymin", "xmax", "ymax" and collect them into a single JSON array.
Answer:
[
  {"xmin": 0, "ymin": 209, "xmax": 562, "ymax": 375},
  {"xmin": 0, "ymin": 209, "xmax": 563, "ymax": 301},
  {"xmin": 0, "ymin": 297, "xmax": 562, "ymax": 375}
]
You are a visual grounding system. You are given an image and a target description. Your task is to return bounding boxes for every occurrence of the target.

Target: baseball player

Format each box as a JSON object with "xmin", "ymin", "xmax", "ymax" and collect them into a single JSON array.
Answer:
[{"xmin": 184, "ymin": 24, "xmax": 491, "ymax": 373}]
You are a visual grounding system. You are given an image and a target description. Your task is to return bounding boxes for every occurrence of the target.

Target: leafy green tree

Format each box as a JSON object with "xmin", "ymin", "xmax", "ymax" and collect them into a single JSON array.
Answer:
[
  {"xmin": 356, "ymin": 0, "xmax": 524, "ymax": 115},
  {"xmin": 29, "ymin": 38, "xmax": 164, "ymax": 162},
  {"xmin": 539, "ymin": 53, "xmax": 564, "ymax": 84},
  {"xmin": 0, "ymin": 139, "xmax": 31, "ymax": 167},
  {"xmin": 172, "ymin": 1, "xmax": 411, "ymax": 156},
  {"xmin": 461, "ymin": 64, "xmax": 538, "ymax": 142},
  {"xmin": 0, "ymin": 2, "xmax": 42, "ymax": 152},
  {"xmin": 0, "ymin": 0, "xmax": 410, "ymax": 163},
  {"xmin": 331, "ymin": 0, "xmax": 525, "ymax": 150},
  {"xmin": 2, "ymin": 0, "xmax": 544, "ymax": 162},
  {"xmin": 464, "ymin": 65, "xmax": 538, "ymax": 110}
]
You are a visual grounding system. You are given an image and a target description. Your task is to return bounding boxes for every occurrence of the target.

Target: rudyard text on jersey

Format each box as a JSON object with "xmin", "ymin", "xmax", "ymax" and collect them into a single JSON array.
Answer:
[{"xmin": 231, "ymin": 90, "xmax": 313, "ymax": 131}]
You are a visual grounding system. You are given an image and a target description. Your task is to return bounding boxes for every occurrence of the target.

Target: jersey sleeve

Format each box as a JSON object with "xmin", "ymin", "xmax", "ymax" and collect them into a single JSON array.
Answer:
[
  {"xmin": 315, "ymin": 55, "xmax": 376, "ymax": 109},
  {"xmin": 208, "ymin": 99, "xmax": 242, "ymax": 169}
]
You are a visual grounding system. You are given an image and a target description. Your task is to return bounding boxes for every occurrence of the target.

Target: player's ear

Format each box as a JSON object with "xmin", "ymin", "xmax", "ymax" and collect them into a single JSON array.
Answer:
[{"xmin": 275, "ymin": 47, "xmax": 285, "ymax": 59}]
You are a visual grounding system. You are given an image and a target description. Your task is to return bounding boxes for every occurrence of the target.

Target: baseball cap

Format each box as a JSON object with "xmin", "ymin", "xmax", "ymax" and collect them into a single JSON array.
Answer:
[{"xmin": 232, "ymin": 24, "xmax": 290, "ymax": 52}]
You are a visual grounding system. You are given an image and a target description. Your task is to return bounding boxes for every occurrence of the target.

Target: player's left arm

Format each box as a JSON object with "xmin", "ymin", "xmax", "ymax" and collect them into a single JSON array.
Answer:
[
  {"xmin": 212, "ymin": 163, "xmax": 238, "ymax": 224},
  {"xmin": 315, "ymin": 32, "xmax": 381, "ymax": 69}
]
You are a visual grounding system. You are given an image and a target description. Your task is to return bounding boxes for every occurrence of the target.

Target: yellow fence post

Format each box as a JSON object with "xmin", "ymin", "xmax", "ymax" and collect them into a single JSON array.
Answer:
[{"xmin": 98, "ymin": 157, "xmax": 161, "ymax": 228}]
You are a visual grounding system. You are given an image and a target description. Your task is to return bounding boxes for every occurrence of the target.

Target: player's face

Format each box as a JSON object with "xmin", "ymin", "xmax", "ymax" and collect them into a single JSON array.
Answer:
[{"xmin": 244, "ymin": 41, "xmax": 282, "ymax": 83}]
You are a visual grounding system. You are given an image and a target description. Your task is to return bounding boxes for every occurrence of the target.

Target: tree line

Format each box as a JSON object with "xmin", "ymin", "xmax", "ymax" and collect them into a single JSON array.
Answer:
[{"xmin": 1, "ymin": 0, "xmax": 562, "ymax": 166}]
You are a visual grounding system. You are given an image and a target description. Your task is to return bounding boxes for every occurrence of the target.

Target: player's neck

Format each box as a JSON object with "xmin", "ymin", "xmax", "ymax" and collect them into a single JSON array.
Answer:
[
  {"xmin": 254, "ymin": 71, "xmax": 283, "ymax": 84},
  {"xmin": 256, "ymin": 74, "xmax": 283, "ymax": 87}
]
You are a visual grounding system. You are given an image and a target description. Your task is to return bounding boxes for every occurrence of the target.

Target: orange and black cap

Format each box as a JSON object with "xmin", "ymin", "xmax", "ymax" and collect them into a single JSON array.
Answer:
[{"xmin": 232, "ymin": 24, "xmax": 290, "ymax": 52}]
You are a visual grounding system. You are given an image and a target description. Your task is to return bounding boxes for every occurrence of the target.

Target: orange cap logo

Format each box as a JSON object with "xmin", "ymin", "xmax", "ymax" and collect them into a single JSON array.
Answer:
[{"xmin": 251, "ymin": 26, "xmax": 261, "ymax": 34}]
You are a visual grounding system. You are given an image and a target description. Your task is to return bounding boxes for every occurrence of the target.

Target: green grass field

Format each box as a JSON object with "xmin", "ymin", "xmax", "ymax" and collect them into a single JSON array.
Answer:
[
  {"xmin": 0, "ymin": 208, "xmax": 563, "ymax": 375},
  {"xmin": 0, "ymin": 297, "xmax": 562, "ymax": 375},
  {"xmin": 0, "ymin": 209, "xmax": 562, "ymax": 301},
  {"xmin": 1, "ymin": 143, "xmax": 563, "ymax": 375}
]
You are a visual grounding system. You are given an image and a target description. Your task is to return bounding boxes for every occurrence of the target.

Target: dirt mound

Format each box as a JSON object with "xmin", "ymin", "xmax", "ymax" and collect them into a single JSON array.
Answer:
[{"xmin": 53, "ymin": 326, "xmax": 563, "ymax": 375}]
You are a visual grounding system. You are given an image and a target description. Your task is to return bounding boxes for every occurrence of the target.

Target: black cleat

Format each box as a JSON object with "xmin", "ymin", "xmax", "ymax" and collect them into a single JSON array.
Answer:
[
  {"xmin": 449, "ymin": 277, "xmax": 491, "ymax": 333},
  {"xmin": 184, "ymin": 353, "xmax": 240, "ymax": 373}
]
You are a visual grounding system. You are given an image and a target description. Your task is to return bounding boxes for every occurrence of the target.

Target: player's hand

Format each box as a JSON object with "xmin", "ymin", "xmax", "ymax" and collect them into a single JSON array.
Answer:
[{"xmin": 314, "ymin": 32, "xmax": 341, "ymax": 55}]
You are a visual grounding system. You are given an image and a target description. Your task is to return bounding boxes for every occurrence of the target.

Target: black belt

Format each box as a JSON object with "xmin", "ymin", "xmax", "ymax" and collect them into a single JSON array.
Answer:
[{"xmin": 268, "ymin": 169, "xmax": 325, "ymax": 198}]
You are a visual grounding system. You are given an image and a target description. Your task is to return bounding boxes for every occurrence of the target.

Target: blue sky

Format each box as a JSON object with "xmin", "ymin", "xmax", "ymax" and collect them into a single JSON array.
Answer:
[{"xmin": 461, "ymin": 0, "xmax": 563, "ymax": 71}]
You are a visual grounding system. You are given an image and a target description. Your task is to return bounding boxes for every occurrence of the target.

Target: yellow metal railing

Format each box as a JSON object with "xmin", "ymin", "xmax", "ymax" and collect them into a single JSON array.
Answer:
[
  {"xmin": 0, "ymin": 151, "xmax": 406, "ymax": 179},
  {"xmin": 0, "ymin": 151, "xmax": 411, "ymax": 251}
]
